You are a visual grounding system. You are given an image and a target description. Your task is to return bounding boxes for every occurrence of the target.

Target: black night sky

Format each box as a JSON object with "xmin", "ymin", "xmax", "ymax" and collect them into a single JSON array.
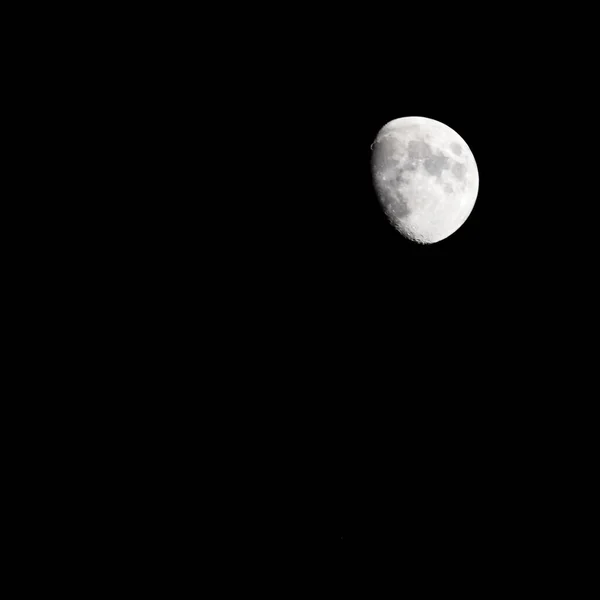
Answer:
[
  {"xmin": 221, "ymin": 12, "xmax": 595, "ymax": 561},
  {"xmin": 182, "ymin": 8, "xmax": 596, "ymax": 560},
  {"xmin": 15, "ymin": 3, "xmax": 596, "ymax": 588},
  {"xmin": 103, "ymin": 5, "xmax": 596, "ymax": 578}
]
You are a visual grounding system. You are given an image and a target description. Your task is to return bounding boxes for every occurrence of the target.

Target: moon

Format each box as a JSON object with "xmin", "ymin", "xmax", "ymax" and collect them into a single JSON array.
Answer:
[{"xmin": 371, "ymin": 116, "xmax": 479, "ymax": 244}]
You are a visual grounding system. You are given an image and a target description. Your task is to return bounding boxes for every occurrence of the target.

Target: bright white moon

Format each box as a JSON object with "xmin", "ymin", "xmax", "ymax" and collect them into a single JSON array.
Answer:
[{"xmin": 371, "ymin": 116, "xmax": 479, "ymax": 244}]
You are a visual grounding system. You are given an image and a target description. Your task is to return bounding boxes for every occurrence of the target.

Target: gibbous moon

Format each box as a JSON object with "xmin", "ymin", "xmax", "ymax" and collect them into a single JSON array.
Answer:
[{"xmin": 371, "ymin": 116, "xmax": 479, "ymax": 244}]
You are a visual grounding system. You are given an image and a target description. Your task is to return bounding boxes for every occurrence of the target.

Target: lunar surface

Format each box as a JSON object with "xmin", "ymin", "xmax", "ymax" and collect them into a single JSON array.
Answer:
[{"xmin": 371, "ymin": 116, "xmax": 479, "ymax": 243}]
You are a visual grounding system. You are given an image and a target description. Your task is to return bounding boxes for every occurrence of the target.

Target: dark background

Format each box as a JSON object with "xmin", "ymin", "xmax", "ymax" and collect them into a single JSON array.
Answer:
[
  {"xmin": 212, "ymin": 13, "xmax": 597, "ymax": 564},
  {"xmin": 126, "ymin": 8, "xmax": 596, "ymax": 567},
  {"xmin": 15, "ymin": 5, "xmax": 596, "ymax": 584}
]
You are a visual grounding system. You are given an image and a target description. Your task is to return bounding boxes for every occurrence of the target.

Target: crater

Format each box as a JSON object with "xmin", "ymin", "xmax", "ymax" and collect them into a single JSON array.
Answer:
[
  {"xmin": 392, "ymin": 168, "xmax": 408, "ymax": 185},
  {"xmin": 450, "ymin": 142, "xmax": 462, "ymax": 156},
  {"xmin": 372, "ymin": 136, "xmax": 400, "ymax": 172},
  {"xmin": 451, "ymin": 162, "xmax": 466, "ymax": 179},
  {"xmin": 389, "ymin": 191, "xmax": 410, "ymax": 219},
  {"xmin": 424, "ymin": 154, "xmax": 450, "ymax": 176},
  {"xmin": 378, "ymin": 183, "xmax": 410, "ymax": 220},
  {"xmin": 407, "ymin": 139, "xmax": 432, "ymax": 159}
]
